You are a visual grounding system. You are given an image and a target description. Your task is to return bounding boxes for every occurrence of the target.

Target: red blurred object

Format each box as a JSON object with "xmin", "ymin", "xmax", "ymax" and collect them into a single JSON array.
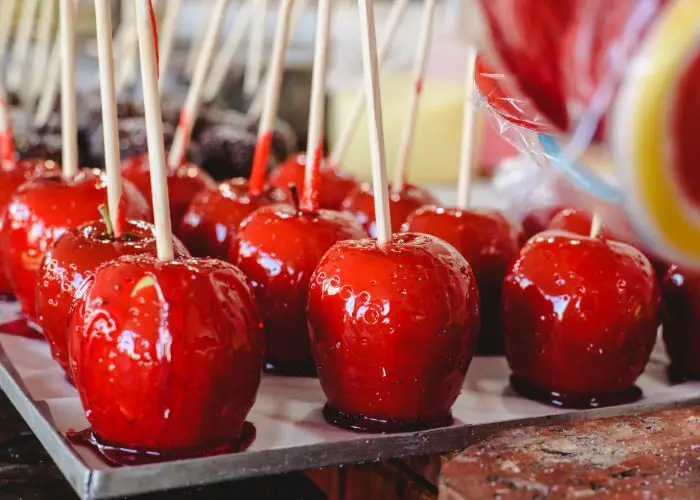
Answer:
[
  {"xmin": 403, "ymin": 207, "xmax": 523, "ymax": 355},
  {"xmin": 234, "ymin": 204, "xmax": 366, "ymax": 375},
  {"xmin": 69, "ymin": 255, "xmax": 264, "ymax": 455},
  {"xmin": 0, "ymin": 169, "xmax": 150, "ymax": 321},
  {"xmin": 662, "ymin": 266, "xmax": 700, "ymax": 382},
  {"xmin": 502, "ymin": 231, "xmax": 660, "ymax": 408},
  {"xmin": 522, "ymin": 205, "xmax": 568, "ymax": 239},
  {"xmin": 36, "ymin": 219, "xmax": 189, "ymax": 375},
  {"xmin": 308, "ymin": 233, "xmax": 480, "ymax": 433}
]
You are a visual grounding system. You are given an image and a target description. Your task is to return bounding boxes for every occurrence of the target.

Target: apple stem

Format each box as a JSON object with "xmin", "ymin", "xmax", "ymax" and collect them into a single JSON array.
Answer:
[
  {"xmin": 288, "ymin": 183, "xmax": 301, "ymax": 212},
  {"xmin": 98, "ymin": 204, "xmax": 115, "ymax": 237},
  {"xmin": 456, "ymin": 45, "xmax": 482, "ymax": 211},
  {"xmin": 590, "ymin": 212, "xmax": 603, "ymax": 239}
]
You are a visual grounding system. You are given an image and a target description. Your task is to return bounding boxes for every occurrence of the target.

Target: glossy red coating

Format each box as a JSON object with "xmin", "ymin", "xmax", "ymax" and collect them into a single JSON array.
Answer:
[
  {"xmin": 403, "ymin": 206, "xmax": 523, "ymax": 354},
  {"xmin": 340, "ymin": 183, "xmax": 438, "ymax": 238},
  {"xmin": 0, "ymin": 160, "xmax": 59, "ymax": 295},
  {"xmin": 178, "ymin": 178, "xmax": 287, "ymax": 259},
  {"xmin": 662, "ymin": 266, "xmax": 700, "ymax": 382},
  {"xmin": 234, "ymin": 205, "xmax": 366, "ymax": 375},
  {"xmin": 269, "ymin": 154, "xmax": 359, "ymax": 211},
  {"xmin": 548, "ymin": 208, "xmax": 598, "ymax": 237},
  {"xmin": 249, "ymin": 131, "xmax": 273, "ymax": 196},
  {"xmin": 0, "ymin": 169, "xmax": 150, "ymax": 321},
  {"xmin": 121, "ymin": 154, "xmax": 216, "ymax": 230},
  {"xmin": 307, "ymin": 233, "xmax": 480, "ymax": 432},
  {"xmin": 522, "ymin": 205, "xmax": 568, "ymax": 239},
  {"xmin": 37, "ymin": 219, "xmax": 189, "ymax": 374},
  {"xmin": 502, "ymin": 231, "xmax": 660, "ymax": 407},
  {"xmin": 69, "ymin": 254, "xmax": 265, "ymax": 453}
]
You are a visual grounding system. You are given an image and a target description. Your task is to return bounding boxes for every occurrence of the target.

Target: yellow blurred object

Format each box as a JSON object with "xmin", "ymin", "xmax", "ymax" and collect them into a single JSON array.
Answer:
[{"xmin": 328, "ymin": 74, "xmax": 467, "ymax": 184}]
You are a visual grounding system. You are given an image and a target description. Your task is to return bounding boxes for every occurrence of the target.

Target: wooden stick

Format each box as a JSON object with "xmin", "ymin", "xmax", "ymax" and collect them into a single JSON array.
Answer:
[
  {"xmin": 134, "ymin": 0, "xmax": 174, "ymax": 262},
  {"xmin": 28, "ymin": 0, "xmax": 57, "ymax": 106},
  {"xmin": 456, "ymin": 46, "xmax": 480, "ymax": 210},
  {"xmin": 7, "ymin": 0, "xmax": 40, "ymax": 93},
  {"xmin": 301, "ymin": 0, "xmax": 331, "ymax": 213},
  {"xmin": 157, "ymin": 0, "xmax": 182, "ymax": 91},
  {"xmin": 590, "ymin": 212, "xmax": 603, "ymax": 239},
  {"xmin": 0, "ymin": 80, "xmax": 16, "ymax": 163},
  {"xmin": 34, "ymin": 32, "xmax": 61, "ymax": 128},
  {"xmin": 391, "ymin": 0, "xmax": 436, "ymax": 195},
  {"xmin": 357, "ymin": 0, "xmax": 391, "ymax": 244},
  {"xmin": 243, "ymin": 0, "xmax": 269, "ymax": 97},
  {"xmin": 94, "ymin": 0, "xmax": 124, "ymax": 236},
  {"xmin": 59, "ymin": 0, "xmax": 78, "ymax": 179},
  {"xmin": 115, "ymin": 17, "xmax": 138, "ymax": 96},
  {"xmin": 168, "ymin": 0, "xmax": 230, "ymax": 168},
  {"xmin": 248, "ymin": 0, "xmax": 294, "ymax": 196},
  {"xmin": 329, "ymin": 0, "xmax": 409, "ymax": 167},
  {"xmin": 184, "ymin": 5, "xmax": 210, "ymax": 79},
  {"xmin": 202, "ymin": 0, "xmax": 256, "ymax": 103},
  {"xmin": 0, "ymin": 0, "xmax": 18, "ymax": 66},
  {"xmin": 246, "ymin": 0, "xmax": 308, "ymax": 117}
]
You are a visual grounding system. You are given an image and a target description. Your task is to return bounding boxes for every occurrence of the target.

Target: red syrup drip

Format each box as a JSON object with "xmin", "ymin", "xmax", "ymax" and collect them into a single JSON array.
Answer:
[
  {"xmin": 67, "ymin": 422, "xmax": 256, "ymax": 466},
  {"xmin": 0, "ymin": 317, "xmax": 44, "ymax": 340}
]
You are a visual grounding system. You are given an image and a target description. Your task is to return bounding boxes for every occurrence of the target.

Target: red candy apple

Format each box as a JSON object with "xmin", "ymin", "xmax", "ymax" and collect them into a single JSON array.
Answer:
[
  {"xmin": 403, "ymin": 206, "xmax": 523, "ymax": 354},
  {"xmin": 308, "ymin": 233, "xmax": 480, "ymax": 432},
  {"xmin": 69, "ymin": 254, "xmax": 265, "ymax": 456},
  {"xmin": 0, "ymin": 169, "xmax": 150, "ymax": 321},
  {"xmin": 233, "ymin": 201, "xmax": 366, "ymax": 376},
  {"xmin": 547, "ymin": 208, "xmax": 603, "ymax": 236},
  {"xmin": 269, "ymin": 154, "xmax": 359, "ymax": 210},
  {"xmin": 662, "ymin": 266, "xmax": 700, "ymax": 382},
  {"xmin": 502, "ymin": 230, "xmax": 660, "ymax": 408},
  {"xmin": 521, "ymin": 205, "xmax": 568, "ymax": 239},
  {"xmin": 178, "ymin": 178, "xmax": 287, "ymax": 259},
  {"xmin": 341, "ymin": 183, "xmax": 438, "ymax": 238},
  {"xmin": 37, "ymin": 218, "xmax": 189, "ymax": 374},
  {"xmin": 121, "ymin": 153, "xmax": 216, "ymax": 230}
]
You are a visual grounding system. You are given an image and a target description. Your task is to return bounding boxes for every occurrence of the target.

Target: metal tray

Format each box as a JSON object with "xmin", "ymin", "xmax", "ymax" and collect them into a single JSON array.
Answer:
[{"xmin": 0, "ymin": 302, "xmax": 697, "ymax": 499}]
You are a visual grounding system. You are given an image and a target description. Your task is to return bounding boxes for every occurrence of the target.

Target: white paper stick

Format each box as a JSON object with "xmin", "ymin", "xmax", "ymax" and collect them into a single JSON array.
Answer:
[
  {"xmin": 34, "ymin": 30, "xmax": 61, "ymax": 128},
  {"xmin": 115, "ymin": 3, "xmax": 138, "ymax": 96},
  {"xmin": 184, "ymin": 6, "xmax": 210, "ymax": 79},
  {"xmin": 59, "ymin": 0, "xmax": 78, "ymax": 179},
  {"xmin": 357, "ymin": 0, "xmax": 391, "ymax": 244},
  {"xmin": 243, "ymin": 0, "xmax": 268, "ymax": 97},
  {"xmin": 246, "ymin": 0, "xmax": 308, "ymax": 117},
  {"xmin": 168, "ymin": 0, "xmax": 230, "ymax": 168},
  {"xmin": 391, "ymin": 0, "xmax": 436, "ymax": 194},
  {"xmin": 329, "ymin": 0, "xmax": 409, "ymax": 167},
  {"xmin": 456, "ymin": 46, "xmax": 480, "ymax": 210},
  {"xmin": 0, "ymin": 0, "xmax": 19, "ymax": 66},
  {"xmin": 134, "ymin": 0, "xmax": 174, "ymax": 262},
  {"xmin": 94, "ymin": 0, "xmax": 123, "ymax": 227},
  {"xmin": 590, "ymin": 212, "xmax": 602, "ymax": 239},
  {"xmin": 202, "ymin": 0, "xmax": 256, "ymax": 103},
  {"xmin": 301, "ymin": 0, "xmax": 331, "ymax": 211},
  {"xmin": 28, "ymin": 0, "xmax": 57, "ymax": 106},
  {"xmin": 158, "ymin": 0, "xmax": 182, "ymax": 91},
  {"xmin": 7, "ymin": 0, "xmax": 40, "ymax": 93}
]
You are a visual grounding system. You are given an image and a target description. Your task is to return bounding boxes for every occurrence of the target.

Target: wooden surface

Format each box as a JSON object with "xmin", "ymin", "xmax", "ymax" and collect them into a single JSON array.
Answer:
[{"xmin": 440, "ymin": 406, "xmax": 700, "ymax": 499}]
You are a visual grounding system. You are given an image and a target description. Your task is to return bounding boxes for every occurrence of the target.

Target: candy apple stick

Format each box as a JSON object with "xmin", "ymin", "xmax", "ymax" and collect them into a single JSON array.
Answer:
[
  {"xmin": 248, "ymin": 0, "xmax": 294, "ymax": 196},
  {"xmin": 115, "ymin": 22, "xmax": 138, "ymax": 96},
  {"xmin": 301, "ymin": 0, "xmax": 331, "ymax": 213},
  {"xmin": 329, "ymin": 0, "xmax": 408, "ymax": 167},
  {"xmin": 158, "ymin": 0, "xmax": 182, "ymax": 91},
  {"xmin": 245, "ymin": 0, "xmax": 308, "ymax": 117},
  {"xmin": 168, "ymin": 0, "xmax": 230, "ymax": 168},
  {"xmin": 0, "ymin": 0, "xmax": 18, "ymax": 66},
  {"xmin": 243, "ymin": 0, "xmax": 268, "ymax": 97},
  {"xmin": 202, "ymin": 0, "xmax": 256, "ymax": 103},
  {"xmin": 357, "ymin": 0, "xmax": 391, "ymax": 244},
  {"xmin": 134, "ymin": 0, "xmax": 174, "ymax": 262},
  {"xmin": 59, "ymin": 0, "xmax": 78, "ymax": 179},
  {"xmin": 391, "ymin": 0, "xmax": 436, "ymax": 195},
  {"xmin": 94, "ymin": 0, "xmax": 125, "ymax": 235},
  {"xmin": 184, "ymin": 5, "xmax": 211, "ymax": 79},
  {"xmin": 28, "ymin": 0, "xmax": 57, "ymax": 105},
  {"xmin": 0, "ymin": 81, "xmax": 16, "ymax": 163},
  {"xmin": 7, "ymin": 0, "xmax": 40, "ymax": 93},
  {"xmin": 590, "ymin": 213, "xmax": 603, "ymax": 239},
  {"xmin": 456, "ymin": 46, "xmax": 481, "ymax": 210},
  {"xmin": 34, "ymin": 32, "xmax": 61, "ymax": 127}
]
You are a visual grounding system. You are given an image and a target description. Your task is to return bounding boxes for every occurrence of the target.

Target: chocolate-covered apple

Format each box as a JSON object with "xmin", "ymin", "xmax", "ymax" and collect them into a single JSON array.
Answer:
[
  {"xmin": 502, "ymin": 230, "xmax": 660, "ymax": 408},
  {"xmin": 403, "ymin": 206, "xmax": 522, "ymax": 354},
  {"xmin": 191, "ymin": 125, "xmax": 269, "ymax": 181},
  {"xmin": 308, "ymin": 233, "xmax": 480, "ymax": 432}
]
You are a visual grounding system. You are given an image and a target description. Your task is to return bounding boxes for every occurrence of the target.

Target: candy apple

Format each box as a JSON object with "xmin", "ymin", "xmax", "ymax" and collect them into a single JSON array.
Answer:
[
  {"xmin": 522, "ymin": 205, "xmax": 568, "ymax": 239},
  {"xmin": 233, "ymin": 199, "xmax": 366, "ymax": 376},
  {"xmin": 37, "ymin": 217, "xmax": 189, "ymax": 374},
  {"xmin": 341, "ymin": 183, "xmax": 438, "ymax": 238},
  {"xmin": 502, "ymin": 230, "xmax": 660, "ymax": 408},
  {"xmin": 178, "ymin": 178, "xmax": 287, "ymax": 260},
  {"xmin": 69, "ymin": 254, "xmax": 264, "ymax": 456},
  {"xmin": 403, "ymin": 206, "xmax": 523, "ymax": 354},
  {"xmin": 662, "ymin": 266, "xmax": 700, "ymax": 382},
  {"xmin": 0, "ymin": 169, "xmax": 150, "ymax": 322},
  {"xmin": 308, "ymin": 233, "xmax": 480, "ymax": 432}
]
